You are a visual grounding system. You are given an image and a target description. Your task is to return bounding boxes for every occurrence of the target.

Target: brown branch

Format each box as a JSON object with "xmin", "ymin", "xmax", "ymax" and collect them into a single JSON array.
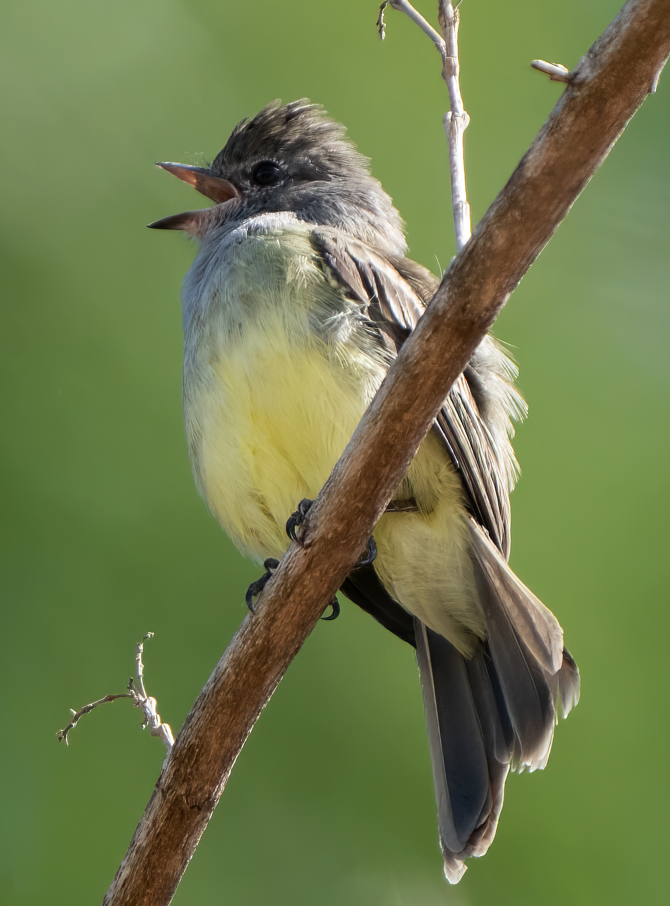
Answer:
[{"xmin": 102, "ymin": 2, "xmax": 670, "ymax": 904}]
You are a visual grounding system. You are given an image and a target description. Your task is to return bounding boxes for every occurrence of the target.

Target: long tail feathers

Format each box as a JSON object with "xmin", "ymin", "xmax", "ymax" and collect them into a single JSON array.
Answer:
[
  {"xmin": 416, "ymin": 621, "xmax": 510, "ymax": 883},
  {"xmin": 415, "ymin": 519, "xmax": 580, "ymax": 883}
]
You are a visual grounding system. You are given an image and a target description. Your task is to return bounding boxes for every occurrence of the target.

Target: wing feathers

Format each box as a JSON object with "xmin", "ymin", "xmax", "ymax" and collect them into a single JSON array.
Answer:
[
  {"xmin": 414, "ymin": 520, "xmax": 580, "ymax": 880},
  {"xmin": 312, "ymin": 229, "xmax": 520, "ymax": 558},
  {"xmin": 557, "ymin": 648, "xmax": 581, "ymax": 719},
  {"xmin": 469, "ymin": 519, "xmax": 579, "ymax": 771},
  {"xmin": 309, "ymin": 228, "xmax": 578, "ymax": 880}
]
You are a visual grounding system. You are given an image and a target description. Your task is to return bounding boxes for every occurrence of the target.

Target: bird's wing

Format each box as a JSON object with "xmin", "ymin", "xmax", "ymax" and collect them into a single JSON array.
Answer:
[
  {"xmin": 311, "ymin": 229, "xmax": 515, "ymax": 559},
  {"xmin": 311, "ymin": 231, "xmax": 577, "ymax": 883}
]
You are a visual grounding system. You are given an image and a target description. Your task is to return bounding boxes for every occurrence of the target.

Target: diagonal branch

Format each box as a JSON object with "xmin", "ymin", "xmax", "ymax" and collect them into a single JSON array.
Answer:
[{"xmin": 102, "ymin": 2, "xmax": 670, "ymax": 904}]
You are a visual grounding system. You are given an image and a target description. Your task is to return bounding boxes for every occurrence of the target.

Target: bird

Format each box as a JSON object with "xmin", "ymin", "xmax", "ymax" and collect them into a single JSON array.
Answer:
[{"xmin": 149, "ymin": 99, "xmax": 580, "ymax": 883}]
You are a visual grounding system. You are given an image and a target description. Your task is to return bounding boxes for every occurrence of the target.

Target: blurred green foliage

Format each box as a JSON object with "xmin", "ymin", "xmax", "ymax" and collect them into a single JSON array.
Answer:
[{"xmin": 1, "ymin": 1, "xmax": 669, "ymax": 904}]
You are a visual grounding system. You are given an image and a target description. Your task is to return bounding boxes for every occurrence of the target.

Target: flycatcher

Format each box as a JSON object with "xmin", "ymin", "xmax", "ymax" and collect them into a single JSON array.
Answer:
[{"xmin": 150, "ymin": 100, "xmax": 579, "ymax": 882}]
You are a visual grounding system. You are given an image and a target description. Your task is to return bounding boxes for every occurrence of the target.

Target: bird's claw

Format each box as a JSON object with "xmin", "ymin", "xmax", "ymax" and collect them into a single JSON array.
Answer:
[
  {"xmin": 285, "ymin": 498, "xmax": 373, "ymax": 621},
  {"xmin": 286, "ymin": 498, "xmax": 314, "ymax": 544},
  {"xmin": 321, "ymin": 597, "xmax": 340, "ymax": 621},
  {"xmin": 356, "ymin": 535, "xmax": 377, "ymax": 568},
  {"xmin": 245, "ymin": 556, "xmax": 339, "ymax": 622},
  {"xmin": 245, "ymin": 558, "xmax": 280, "ymax": 614}
]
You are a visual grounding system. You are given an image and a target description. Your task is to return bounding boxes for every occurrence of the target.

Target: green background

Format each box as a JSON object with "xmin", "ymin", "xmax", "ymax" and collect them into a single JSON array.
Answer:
[{"xmin": 2, "ymin": 1, "xmax": 669, "ymax": 904}]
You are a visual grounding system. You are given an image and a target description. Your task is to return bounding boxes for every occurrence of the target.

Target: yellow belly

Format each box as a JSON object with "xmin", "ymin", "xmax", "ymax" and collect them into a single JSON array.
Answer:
[
  {"xmin": 189, "ymin": 308, "xmax": 388, "ymax": 562},
  {"xmin": 183, "ymin": 223, "xmax": 483, "ymax": 653},
  {"xmin": 188, "ymin": 309, "xmax": 483, "ymax": 652}
]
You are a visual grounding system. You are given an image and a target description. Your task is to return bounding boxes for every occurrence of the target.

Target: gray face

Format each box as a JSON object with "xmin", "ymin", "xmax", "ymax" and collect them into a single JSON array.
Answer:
[{"xmin": 151, "ymin": 100, "xmax": 407, "ymax": 255}]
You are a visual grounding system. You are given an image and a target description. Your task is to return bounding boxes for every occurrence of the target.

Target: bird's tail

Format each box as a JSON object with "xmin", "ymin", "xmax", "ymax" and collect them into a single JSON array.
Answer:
[{"xmin": 416, "ymin": 519, "xmax": 579, "ymax": 883}]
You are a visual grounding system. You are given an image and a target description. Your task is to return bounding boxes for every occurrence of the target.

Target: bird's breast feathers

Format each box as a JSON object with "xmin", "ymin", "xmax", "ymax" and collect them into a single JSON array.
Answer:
[
  {"xmin": 182, "ymin": 219, "xmax": 391, "ymax": 561},
  {"xmin": 181, "ymin": 217, "xmax": 482, "ymax": 650}
]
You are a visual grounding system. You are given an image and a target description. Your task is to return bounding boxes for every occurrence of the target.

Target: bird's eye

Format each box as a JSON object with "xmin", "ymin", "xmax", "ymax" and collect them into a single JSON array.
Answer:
[{"xmin": 251, "ymin": 160, "xmax": 285, "ymax": 186}]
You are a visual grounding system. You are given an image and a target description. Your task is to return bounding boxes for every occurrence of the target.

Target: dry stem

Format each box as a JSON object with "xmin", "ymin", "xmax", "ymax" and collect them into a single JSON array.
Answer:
[
  {"xmin": 57, "ymin": 633, "xmax": 173, "ymax": 754},
  {"xmin": 439, "ymin": 1, "xmax": 471, "ymax": 249},
  {"xmin": 531, "ymin": 59, "xmax": 574, "ymax": 83},
  {"xmin": 379, "ymin": 0, "xmax": 472, "ymax": 249}
]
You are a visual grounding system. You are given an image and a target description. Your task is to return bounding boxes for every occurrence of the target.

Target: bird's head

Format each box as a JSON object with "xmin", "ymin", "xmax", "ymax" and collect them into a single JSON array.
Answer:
[{"xmin": 149, "ymin": 100, "xmax": 406, "ymax": 254}]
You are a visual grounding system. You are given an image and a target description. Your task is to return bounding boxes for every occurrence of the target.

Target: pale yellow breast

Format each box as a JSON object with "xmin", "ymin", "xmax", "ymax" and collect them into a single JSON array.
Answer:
[
  {"xmin": 183, "ymin": 222, "xmax": 482, "ymax": 653},
  {"xmin": 192, "ymin": 317, "xmax": 388, "ymax": 561},
  {"xmin": 183, "ymin": 222, "xmax": 391, "ymax": 563}
]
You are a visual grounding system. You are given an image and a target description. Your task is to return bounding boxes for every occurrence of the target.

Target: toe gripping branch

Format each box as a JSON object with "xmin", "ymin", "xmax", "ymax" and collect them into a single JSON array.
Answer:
[
  {"xmin": 286, "ymin": 499, "xmax": 341, "ymax": 619},
  {"xmin": 281, "ymin": 499, "xmax": 379, "ymax": 622},
  {"xmin": 286, "ymin": 498, "xmax": 314, "ymax": 544},
  {"xmin": 245, "ymin": 558, "xmax": 280, "ymax": 614},
  {"xmin": 285, "ymin": 499, "xmax": 377, "ymax": 568},
  {"xmin": 244, "ymin": 555, "xmax": 340, "ymax": 621}
]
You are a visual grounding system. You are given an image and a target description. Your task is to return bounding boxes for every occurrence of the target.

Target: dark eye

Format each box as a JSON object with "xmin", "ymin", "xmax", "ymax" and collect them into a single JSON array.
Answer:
[{"xmin": 251, "ymin": 160, "xmax": 285, "ymax": 186}]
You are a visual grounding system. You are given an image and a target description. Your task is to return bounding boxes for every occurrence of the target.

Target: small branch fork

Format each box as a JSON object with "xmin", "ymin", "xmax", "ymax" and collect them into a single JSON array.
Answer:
[
  {"xmin": 379, "ymin": 0, "xmax": 471, "ymax": 250},
  {"xmin": 101, "ymin": 2, "xmax": 670, "ymax": 904},
  {"xmin": 57, "ymin": 633, "xmax": 174, "ymax": 755},
  {"xmin": 377, "ymin": 0, "xmax": 446, "ymax": 54}
]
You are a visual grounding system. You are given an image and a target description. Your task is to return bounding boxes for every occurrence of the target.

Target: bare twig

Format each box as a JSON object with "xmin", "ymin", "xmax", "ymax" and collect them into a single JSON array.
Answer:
[
  {"xmin": 102, "ymin": 3, "xmax": 670, "ymax": 904},
  {"xmin": 134, "ymin": 633, "xmax": 151, "ymax": 699},
  {"xmin": 57, "ymin": 693, "xmax": 134, "ymax": 745},
  {"xmin": 378, "ymin": 1, "xmax": 446, "ymax": 58},
  {"xmin": 439, "ymin": 1, "xmax": 471, "ymax": 250},
  {"xmin": 133, "ymin": 633, "xmax": 175, "ymax": 753},
  {"xmin": 531, "ymin": 59, "xmax": 575, "ymax": 83},
  {"xmin": 57, "ymin": 633, "xmax": 174, "ymax": 754},
  {"xmin": 378, "ymin": 1, "xmax": 471, "ymax": 250}
]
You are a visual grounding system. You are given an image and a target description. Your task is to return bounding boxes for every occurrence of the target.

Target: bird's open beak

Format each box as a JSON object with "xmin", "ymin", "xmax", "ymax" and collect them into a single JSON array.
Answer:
[{"xmin": 148, "ymin": 163, "xmax": 241, "ymax": 232}]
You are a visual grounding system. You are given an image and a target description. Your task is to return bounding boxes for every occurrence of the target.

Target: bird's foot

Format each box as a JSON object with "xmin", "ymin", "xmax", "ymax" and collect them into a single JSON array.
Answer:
[
  {"xmin": 322, "ymin": 597, "xmax": 340, "ymax": 621},
  {"xmin": 356, "ymin": 535, "xmax": 377, "ymax": 567},
  {"xmin": 286, "ymin": 498, "xmax": 313, "ymax": 545},
  {"xmin": 287, "ymin": 498, "xmax": 376, "ymax": 568},
  {"xmin": 245, "ymin": 558, "xmax": 280, "ymax": 614},
  {"xmin": 285, "ymin": 497, "xmax": 373, "ymax": 622},
  {"xmin": 245, "ymin": 557, "xmax": 339, "ymax": 622}
]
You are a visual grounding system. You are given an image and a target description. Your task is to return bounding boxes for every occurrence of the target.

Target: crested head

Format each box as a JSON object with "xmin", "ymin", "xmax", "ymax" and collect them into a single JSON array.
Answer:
[
  {"xmin": 212, "ymin": 100, "xmax": 371, "ymax": 183},
  {"xmin": 150, "ymin": 100, "xmax": 406, "ymax": 255}
]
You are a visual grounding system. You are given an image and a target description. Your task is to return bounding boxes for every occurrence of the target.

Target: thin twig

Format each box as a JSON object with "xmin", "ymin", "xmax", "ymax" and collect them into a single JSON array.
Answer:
[
  {"xmin": 101, "ymin": 4, "xmax": 670, "ymax": 904},
  {"xmin": 439, "ymin": 1, "xmax": 471, "ymax": 250},
  {"xmin": 135, "ymin": 633, "xmax": 151, "ymax": 699},
  {"xmin": 56, "ymin": 633, "xmax": 174, "ymax": 754},
  {"xmin": 378, "ymin": 1, "xmax": 471, "ymax": 251},
  {"xmin": 56, "ymin": 694, "xmax": 134, "ymax": 745},
  {"xmin": 378, "ymin": 1, "xmax": 446, "ymax": 58},
  {"xmin": 135, "ymin": 634, "xmax": 175, "ymax": 753},
  {"xmin": 531, "ymin": 59, "xmax": 574, "ymax": 83},
  {"xmin": 133, "ymin": 633, "xmax": 175, "ymax": 753}
]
